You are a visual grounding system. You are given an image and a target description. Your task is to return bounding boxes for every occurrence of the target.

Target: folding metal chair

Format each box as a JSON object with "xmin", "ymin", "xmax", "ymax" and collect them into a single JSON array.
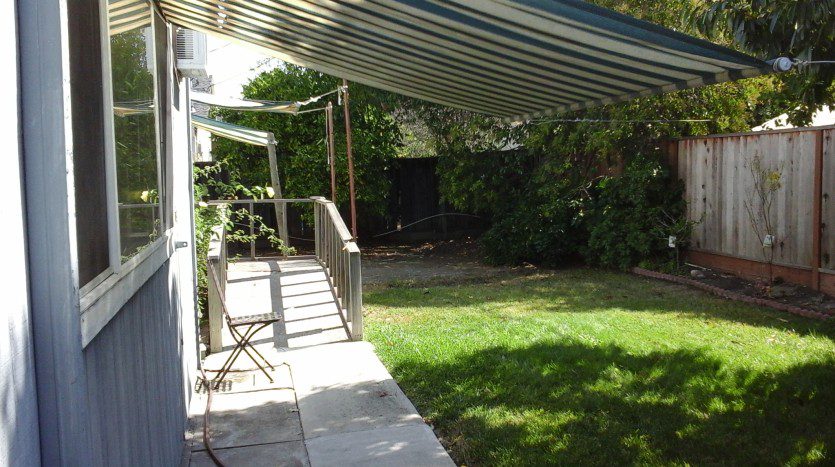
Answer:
[{"xmin": 209, "ymin": 263, "xmax": 281, "ymax": 390}]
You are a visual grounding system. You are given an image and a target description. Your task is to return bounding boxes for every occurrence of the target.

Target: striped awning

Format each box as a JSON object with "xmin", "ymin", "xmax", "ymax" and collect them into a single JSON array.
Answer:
[
  {"xmin": 159, "ymin": 0, "xmax": 774, "ymax": 121},
  {"xmin": 192, "ymin": 115, "xmax": 274, "ymax": 146}
]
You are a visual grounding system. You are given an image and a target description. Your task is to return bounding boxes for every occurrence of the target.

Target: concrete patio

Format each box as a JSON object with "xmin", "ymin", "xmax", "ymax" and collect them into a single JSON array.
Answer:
[{"xmin": 183, "ymin": 259, "xmax": 453, "ymax": 466}]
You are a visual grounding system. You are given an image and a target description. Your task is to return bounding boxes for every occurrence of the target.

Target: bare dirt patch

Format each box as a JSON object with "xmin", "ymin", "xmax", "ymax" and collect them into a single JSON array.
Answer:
[{"xmin": 362, "ymin": 239, "xmax": 526, "ymax": 287}]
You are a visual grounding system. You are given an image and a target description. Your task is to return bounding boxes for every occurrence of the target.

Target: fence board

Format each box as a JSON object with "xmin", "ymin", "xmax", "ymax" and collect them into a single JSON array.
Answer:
[{"xmin": 677, "ymin": 128, "xmax": 830, "ymax": 272}]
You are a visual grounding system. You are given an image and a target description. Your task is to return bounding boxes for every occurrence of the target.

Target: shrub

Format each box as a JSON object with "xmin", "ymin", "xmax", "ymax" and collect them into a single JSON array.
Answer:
[
  {"xmin": 480, "ymin": 200, "xmax": 583, "ymax": 266},
  {"xmin": 434, "ymin": 147, "xmax": 692, "ymax": 270},
  {"xmin": 584, "ymin": 156, "xmax": 687, "ymax": 270}
]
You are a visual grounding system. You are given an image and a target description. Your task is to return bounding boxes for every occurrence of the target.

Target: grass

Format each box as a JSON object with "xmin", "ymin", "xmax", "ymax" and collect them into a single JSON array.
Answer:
[{"xmin": 364, "ymin": 269, "xmax": 835, "ymax": 466}]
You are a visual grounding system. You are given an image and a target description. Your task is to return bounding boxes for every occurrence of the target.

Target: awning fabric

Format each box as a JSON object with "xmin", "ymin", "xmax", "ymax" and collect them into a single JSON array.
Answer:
[
  {"xmin": 160, "ymin": 0, "xmax": 772, "ymax": 121},
  {"xmin": 113, "ymin": 100, "xmax": 155, "ymax": 117},
  {"xmin": 109, "ymin": 0, "xmax": 152, "ymax": 36},
  {"xmin": 192, "ymin": 115, "xmax": 273, "ymax": 146},
  {"xmin": 192, "ymin": 92, "xmax": 300, "ymax": 114},
  {"xmin": 191, "ymin": 89, "xmax": 337, "ymax": 114}
]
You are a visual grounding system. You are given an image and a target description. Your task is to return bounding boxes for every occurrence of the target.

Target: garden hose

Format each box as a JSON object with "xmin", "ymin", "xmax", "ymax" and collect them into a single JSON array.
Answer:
[{"xmin": 199, "ymin": 367, "xmax": 226, "ymax": 467}]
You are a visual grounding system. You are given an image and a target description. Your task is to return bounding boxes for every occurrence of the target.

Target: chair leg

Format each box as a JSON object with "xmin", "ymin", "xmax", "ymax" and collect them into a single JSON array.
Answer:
[
  {"xmin": 235, "ymin": 323, "xmax": 275, "ymax": 382},
  {"xmin": 213, "ymin": 345, "xmax": 243, "ymax": 390},
  {"xmin": 213, "ymin": 322, "xmax": 280, "ymax": 389},
  {"xmin": 229, "ymin": 323, "xmax": 276, "ymax": 371},
  {"xmin": 213, "ymin": 324, "xmax": 256, "ymax": 390},
  {"xmin": 242, "ymin": 332, "xmax": 275, "ymax": 370}
]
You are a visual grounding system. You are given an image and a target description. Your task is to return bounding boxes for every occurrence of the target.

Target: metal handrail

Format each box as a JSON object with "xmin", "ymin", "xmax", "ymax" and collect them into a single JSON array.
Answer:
[
  {"xmin": 312, "ymin": 196, "xmax": 363, "ymax": 340},
  {"xmin": 204, "ymin": 198, "xmax": 313, "ymax": 205}
]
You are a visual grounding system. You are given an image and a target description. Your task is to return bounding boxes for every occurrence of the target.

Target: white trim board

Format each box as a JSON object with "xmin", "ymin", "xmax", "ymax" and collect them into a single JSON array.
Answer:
[{"xmin": 80, "ymin": 229, "xmax": 175, "ymax": 347}]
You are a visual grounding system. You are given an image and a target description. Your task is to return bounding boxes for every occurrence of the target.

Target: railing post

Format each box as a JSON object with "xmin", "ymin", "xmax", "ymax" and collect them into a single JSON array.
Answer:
[
  {"xmin": 249, "ymin": 201, "xmax": 256, "ymax": 259},
  {"xmin": 311, "ymin": 197, "xmax": 325, "ymax": 261},
  {"xmin": 313, "ymin": 201, "xmax": 322, "ymax": 260},
  {"xmin": 347, "ymin": 244, "xmax": 363, "ymax": 340},
  {"xmin": 207, "ymin": 222, "xmax": 226, "ymax": 353}
]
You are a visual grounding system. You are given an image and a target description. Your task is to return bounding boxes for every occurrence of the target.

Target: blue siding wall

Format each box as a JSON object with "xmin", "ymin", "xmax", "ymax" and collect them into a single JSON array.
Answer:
[
  {"xmin": 1, "ymin": 0, "xmax": 41, "ymax": 463},
  {"xmin": 83, "ymin": 262, "xmax": 188, "ymax": 466},
  {"xmin": 1, "ymin": 135, "xmax": 41, "ymax": 466}
]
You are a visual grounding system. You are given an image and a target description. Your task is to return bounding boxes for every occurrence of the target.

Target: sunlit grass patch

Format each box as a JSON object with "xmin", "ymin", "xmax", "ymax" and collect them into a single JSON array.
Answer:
[{"xmin": 365, "ymin": 270, "xmax": 835, "ymax": 465}]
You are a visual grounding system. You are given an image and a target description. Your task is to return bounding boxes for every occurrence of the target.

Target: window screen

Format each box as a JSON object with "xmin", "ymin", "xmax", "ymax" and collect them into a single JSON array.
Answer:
[{"xmin": 69, "ymin": 0, "xmax": 109, "ymax": 286}]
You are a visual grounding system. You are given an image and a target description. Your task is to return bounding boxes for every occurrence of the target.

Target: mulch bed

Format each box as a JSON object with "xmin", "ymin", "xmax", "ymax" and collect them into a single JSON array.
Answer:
[{"xmin": 633, "ymin": 267, "xmax": 835, "ymax": 321}]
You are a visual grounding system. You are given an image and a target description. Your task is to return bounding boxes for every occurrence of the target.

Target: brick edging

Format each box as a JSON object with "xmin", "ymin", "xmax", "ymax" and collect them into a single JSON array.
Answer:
[{"xmin": 631, "ymin": 267, "xmax": 831, "ymax": 321}]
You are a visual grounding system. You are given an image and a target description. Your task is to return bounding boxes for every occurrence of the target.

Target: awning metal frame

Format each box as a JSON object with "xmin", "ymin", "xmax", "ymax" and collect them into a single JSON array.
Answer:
[{"xmin": 192, "ymin": 115, "xmax": 288, "ymax": 243}]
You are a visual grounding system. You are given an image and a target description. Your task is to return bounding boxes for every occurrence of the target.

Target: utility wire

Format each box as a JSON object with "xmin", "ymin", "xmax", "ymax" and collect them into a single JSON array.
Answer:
[
  {"xmin": 532, "ymin": 118, "xmax": 713, "ymax": 124},
  {"xmin": 372, "ymin": 213, "xmax": 484, "ymax": 238},
  {"xmin": 793, "ymin": 60, "xmax": 835, "ymax": 66},
  {"xmin": 208, "ymin": 42, "xmax": 232, "ymax": 53},
  {"xmin": 208, "ymin": 58, "xmax": 277, "ymax": 90}
]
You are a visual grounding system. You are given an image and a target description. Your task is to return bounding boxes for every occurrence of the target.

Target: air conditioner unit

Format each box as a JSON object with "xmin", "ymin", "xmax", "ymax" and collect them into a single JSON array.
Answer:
[{"xmin": 175, "ymin": 28, "xmax": 208, "ymax": 78}]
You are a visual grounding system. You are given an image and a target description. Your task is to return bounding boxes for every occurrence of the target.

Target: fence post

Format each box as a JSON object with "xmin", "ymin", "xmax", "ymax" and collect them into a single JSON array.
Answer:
[
  {"xmin": 665, "ymin": 140, "xmax": 679, "ymax": 179},
  {"xmin": 812, "ymin": 130, "xmax": 824, "ymax": 291}
]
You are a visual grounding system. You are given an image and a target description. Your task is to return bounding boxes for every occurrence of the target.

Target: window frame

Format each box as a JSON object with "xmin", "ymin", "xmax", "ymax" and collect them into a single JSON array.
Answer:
[{"xmin": 79, "ymin": 0, "xmax": 174, "ymax": 345}]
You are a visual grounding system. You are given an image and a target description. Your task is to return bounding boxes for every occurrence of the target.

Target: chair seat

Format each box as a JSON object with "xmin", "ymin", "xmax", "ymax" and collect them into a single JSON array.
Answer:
[{"xmin": 229, "ymin": 312, "xmax": 282, "ymax": 327}]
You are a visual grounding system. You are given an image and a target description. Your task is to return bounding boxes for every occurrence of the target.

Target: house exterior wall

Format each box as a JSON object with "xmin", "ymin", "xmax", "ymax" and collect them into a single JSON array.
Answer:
[
  {"xmin": 83, "ymin": 263, "xmax": 187, "ymax": 466},
  {"xmin": 16, "ymin": 0, "xmax": 200, "ymax": 463},
  {"xmin": 81, "ymin": 34, "xmax": 198, "ymax": 466},
  {"xmin": 1, "ymin": 1, "xmax": 41, "ymax": 464}
]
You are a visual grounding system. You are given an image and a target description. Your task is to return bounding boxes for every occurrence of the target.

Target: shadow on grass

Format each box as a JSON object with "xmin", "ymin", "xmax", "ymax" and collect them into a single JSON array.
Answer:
[
  {"xmin": 390, "ymin": 340, "xmax": 835, "ymax": 465},
  {"xmin": 366, "ymin": 270, "xmax": 835, "ymax": 339}
]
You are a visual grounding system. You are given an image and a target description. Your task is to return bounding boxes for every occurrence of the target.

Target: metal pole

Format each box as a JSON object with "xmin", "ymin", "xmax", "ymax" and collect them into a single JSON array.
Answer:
[
  {"xmin": 327, "ymin": 101, "xmax": 337, "ymax": 203},
  {"xmin": 342, "ymin": 79, "xmax": 358, "ymax": 239}
]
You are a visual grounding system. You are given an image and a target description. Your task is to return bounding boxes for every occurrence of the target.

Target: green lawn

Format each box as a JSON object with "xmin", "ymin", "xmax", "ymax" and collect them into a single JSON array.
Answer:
[{"xmin": 364, "ymin": 269, "xmax": 835, "ymax": 466}]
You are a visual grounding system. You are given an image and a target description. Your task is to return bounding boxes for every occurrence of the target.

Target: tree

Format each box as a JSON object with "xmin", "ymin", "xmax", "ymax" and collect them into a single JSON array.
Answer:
[
  {"xmin": 689, "ymin": 0, "xmax": 835, "ymax": 124},
  {"xmin": 211, "ymin": 64, "xmax": 402, "ymax": 219},
  {"xmin": 743, "ymin": 155, "xmax": 784, "ymax": 285}
]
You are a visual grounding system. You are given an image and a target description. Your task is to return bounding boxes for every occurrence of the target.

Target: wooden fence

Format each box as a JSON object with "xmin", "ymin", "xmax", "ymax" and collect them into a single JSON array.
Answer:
[{"xmin": 668, "ymin": 125, "xmax": 834, "ymax": 295}]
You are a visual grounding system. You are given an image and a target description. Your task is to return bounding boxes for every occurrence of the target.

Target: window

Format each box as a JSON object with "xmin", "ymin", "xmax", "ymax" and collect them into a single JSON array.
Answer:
[
  {"xmin": 108, "ymin": 0, "xmax": 162, "ymax": 260},
  {"xmin": 69, "ymin": 0, "xmax": 168, "ymax": 290}
]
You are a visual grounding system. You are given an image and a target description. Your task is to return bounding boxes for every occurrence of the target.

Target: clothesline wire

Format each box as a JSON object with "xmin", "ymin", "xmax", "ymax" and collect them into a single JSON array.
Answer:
[
  {"xmin": 295, "ymin": 106, "xmax": 327, "ymax": 114},
  {"xmin": 208, "ymin": 58, "xmax": 277, "ymax": 90},
  {"xmin": 531, "ymin": 118, "xmax": 714, "ymax": 124}
]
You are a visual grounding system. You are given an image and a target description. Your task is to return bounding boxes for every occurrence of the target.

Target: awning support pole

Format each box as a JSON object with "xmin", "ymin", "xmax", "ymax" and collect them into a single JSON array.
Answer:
[
  {"xmin": 266, "ymin": 133, "xmax": 288, "ymax": 245},
  {"xmin": 327, "ymin": 101, "xmax": 337, "ymax": 203},
  {"xmin": 342, "ymin": 79, "xmax": 358, "ymax": 239}
]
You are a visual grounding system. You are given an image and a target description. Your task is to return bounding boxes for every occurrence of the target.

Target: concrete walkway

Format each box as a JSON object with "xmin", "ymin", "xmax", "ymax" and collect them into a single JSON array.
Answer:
[{"xmin": 184, "ymin": 259, "xmax": 453, "ymax": 466}]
